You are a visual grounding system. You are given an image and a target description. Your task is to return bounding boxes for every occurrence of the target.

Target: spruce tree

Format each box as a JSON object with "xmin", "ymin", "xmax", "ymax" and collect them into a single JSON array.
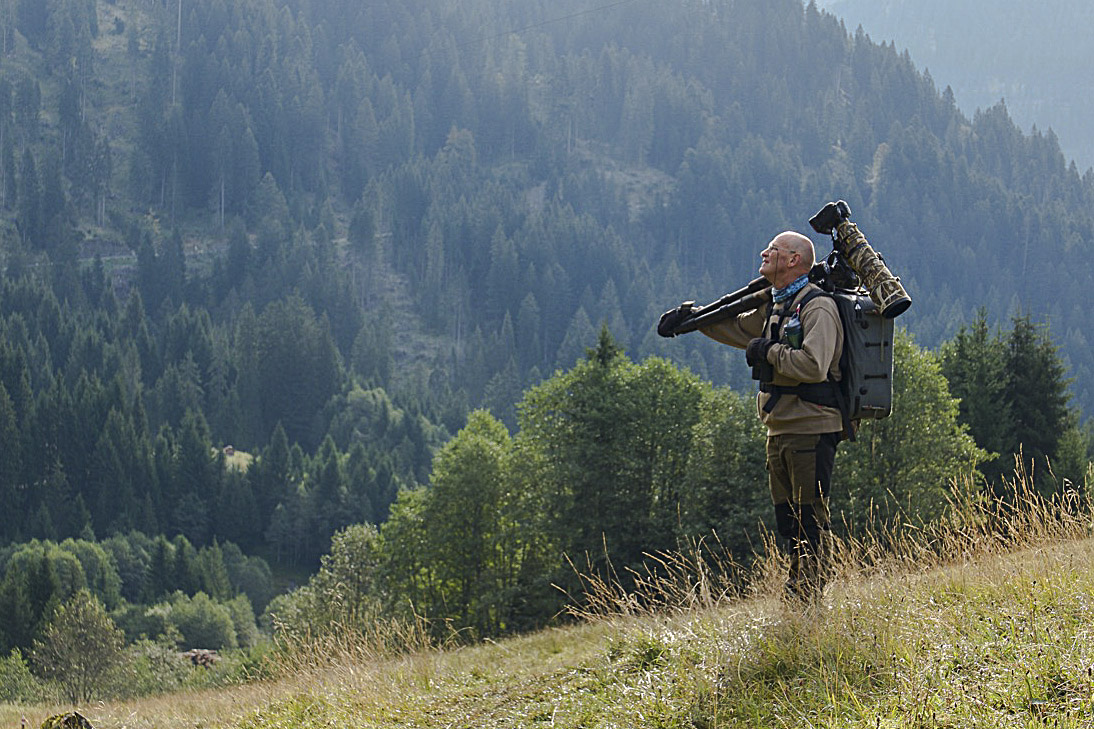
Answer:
[
  {"xmin": 939, "ymin": 310, "xmax": 1010, "ymax": 468},
  {"xmin": 1002, "ymin": 312, "xmax": 1072, "ymax": 488},
  {"xmin": 942, "ymin": 311, "xmax": 1075, "ymax": 490}
]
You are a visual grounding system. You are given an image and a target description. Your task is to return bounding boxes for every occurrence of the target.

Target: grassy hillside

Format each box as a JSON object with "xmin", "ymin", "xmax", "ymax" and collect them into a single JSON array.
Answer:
[{"xmin": 5, "ymin": 479, "xmax": 1093, "ymax": 728}]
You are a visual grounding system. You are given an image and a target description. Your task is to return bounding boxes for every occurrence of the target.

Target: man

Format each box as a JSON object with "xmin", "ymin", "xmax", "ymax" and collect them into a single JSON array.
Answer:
[{"xmin": 699, "ymin": 231, "xmax": 844, "ymax": 599}]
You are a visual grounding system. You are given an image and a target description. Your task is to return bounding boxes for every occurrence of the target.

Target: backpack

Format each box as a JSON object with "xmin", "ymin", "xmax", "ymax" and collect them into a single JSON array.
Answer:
[{"xmin": 794, "ymin": 287, "xmax": 894, "ymax": 440}]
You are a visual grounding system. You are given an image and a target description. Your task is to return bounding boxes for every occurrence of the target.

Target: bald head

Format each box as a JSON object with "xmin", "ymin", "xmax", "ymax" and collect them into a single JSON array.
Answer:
[
  {"xmin": 773, "ymin": 231, "xmax": 815, "ymax": 270},
  {"xmin": 759, "ymin": 231, "xmax": 815, "ymax": 287}
]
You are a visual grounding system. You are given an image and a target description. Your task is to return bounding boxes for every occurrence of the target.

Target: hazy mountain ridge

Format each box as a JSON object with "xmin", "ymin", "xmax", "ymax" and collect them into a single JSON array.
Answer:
[{"xmin": 817, "ymin": 0, "xmax": 1094, "ymax": 170}]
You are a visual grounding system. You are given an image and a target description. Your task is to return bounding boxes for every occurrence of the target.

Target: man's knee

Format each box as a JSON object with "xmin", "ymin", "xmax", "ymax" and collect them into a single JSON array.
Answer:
[
  {"xmin": 774, "ymin": 501, "xmax": 823, "ymax": 541},
  {"xmin": 774, "ymin": 502, "xmax": 796, "ymax": 538},
  {"xmin": 796, "ymin": 503, "xmax": 822, "ymax": 545}
]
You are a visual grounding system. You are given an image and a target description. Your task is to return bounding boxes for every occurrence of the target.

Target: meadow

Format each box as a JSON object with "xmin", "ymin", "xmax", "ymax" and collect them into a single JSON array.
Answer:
[{"xmin": 5, "ymin": 472, "xmax": 1094, "ymax": 728}]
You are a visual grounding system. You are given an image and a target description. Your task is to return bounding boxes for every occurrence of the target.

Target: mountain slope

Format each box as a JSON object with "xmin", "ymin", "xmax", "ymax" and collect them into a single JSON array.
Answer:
[
  {"xmin": 817, "ymin": 0, "xmax": 1094, "ymax": 171},
  {"xmin": 0, "ymin": 0, "xmax": 1092, "ymax": 559}
]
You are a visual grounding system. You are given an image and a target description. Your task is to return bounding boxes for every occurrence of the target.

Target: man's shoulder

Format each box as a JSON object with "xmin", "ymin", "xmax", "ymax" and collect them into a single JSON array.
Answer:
[
  {"xmin": 795, "ymin": 285, "xmax": 841, "ymax": 322},
  {"xmin": 794, "ymin": 284, "xmax": 836, "ymax": 309}
]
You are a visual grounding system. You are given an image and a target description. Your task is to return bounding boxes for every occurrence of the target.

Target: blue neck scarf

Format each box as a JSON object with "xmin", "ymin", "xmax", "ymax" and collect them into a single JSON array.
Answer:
[{"xmin": 771, "ymin": 274, "xmax": 810, "ymax": 303}]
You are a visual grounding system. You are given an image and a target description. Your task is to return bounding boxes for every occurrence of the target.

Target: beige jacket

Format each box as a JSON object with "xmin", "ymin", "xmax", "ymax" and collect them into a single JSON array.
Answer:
[{"xmin": 700, "ymin": 283, "xmax": 843, "ymax": 436}]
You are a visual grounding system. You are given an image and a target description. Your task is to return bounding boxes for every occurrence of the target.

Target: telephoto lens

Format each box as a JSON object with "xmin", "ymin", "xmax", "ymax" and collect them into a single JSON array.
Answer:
[{"xmin": 834, "ymin": 220, "xmax": 911, "ymax": 319}]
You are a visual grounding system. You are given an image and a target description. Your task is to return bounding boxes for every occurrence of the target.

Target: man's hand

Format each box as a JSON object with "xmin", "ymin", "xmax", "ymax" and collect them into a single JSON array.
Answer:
[
  {"xmin": 808, "ymin": 200, "xmax": 851, "ymax": 235},
  {"xmin": 657, "ymin": 303, "xmax": 694, "ymax": 337},
  {"xmin": 745, "ymin": 337, "xmax": 776, "ymax": 367}
]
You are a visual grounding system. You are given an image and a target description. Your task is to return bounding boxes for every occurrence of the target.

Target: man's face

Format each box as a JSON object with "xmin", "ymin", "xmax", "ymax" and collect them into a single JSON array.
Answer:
[{"xmin": 759, "ymin": 238, "xmax": 795, "ymax": 283}]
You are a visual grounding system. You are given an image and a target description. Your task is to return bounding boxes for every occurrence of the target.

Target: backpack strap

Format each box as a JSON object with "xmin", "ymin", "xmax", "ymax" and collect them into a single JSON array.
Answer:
[{"xmin": 759, "ymin": 288, "xmax": 855, "ymax": 441}]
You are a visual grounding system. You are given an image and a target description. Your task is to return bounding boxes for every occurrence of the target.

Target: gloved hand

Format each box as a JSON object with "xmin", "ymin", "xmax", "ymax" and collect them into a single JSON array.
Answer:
[
  {"xmin": 657, "ymin": 303, "xmax": 694, "ymax": 337},
  {"xmin": 808, "ymin": 200, "xmax": 851, "ymax": 235},
  {"xmin": 745, "ymin": 337, "xmax": 776, "ymax": 367}
]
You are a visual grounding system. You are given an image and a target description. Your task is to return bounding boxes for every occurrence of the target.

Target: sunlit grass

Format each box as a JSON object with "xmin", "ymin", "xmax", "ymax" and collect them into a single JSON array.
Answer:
[{"xmin": 7, "ymin": 470, "xmax": 1094, "ymax": 728}]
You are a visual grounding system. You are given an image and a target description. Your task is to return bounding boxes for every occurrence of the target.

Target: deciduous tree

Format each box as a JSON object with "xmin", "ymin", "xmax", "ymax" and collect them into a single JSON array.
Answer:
[
  {"xmin": 839, "ymin": 330, "xmax": 987, "ymax": 525},
  {"xmin": 31, "ymin": 589, "xmax": 125, "ymax": 703}
]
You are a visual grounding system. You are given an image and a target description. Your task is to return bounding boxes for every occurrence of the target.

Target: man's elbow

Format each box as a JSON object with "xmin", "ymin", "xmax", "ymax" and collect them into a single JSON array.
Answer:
[{"xmin": 783, "ymin": 352, "xmax": 828, "ymax": 382}]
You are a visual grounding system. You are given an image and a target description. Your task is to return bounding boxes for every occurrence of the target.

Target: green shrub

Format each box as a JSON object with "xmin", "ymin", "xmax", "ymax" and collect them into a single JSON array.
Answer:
[
  {"xmin": 31, "ymin": 590, "xmax": 126, "ymax": 703},
  {"xmin": 112, "ymin": 602, "xmax": 170, "ymax": 643},
  {"xmin": 0, "ymin": 648, "xmax": 47, "ymax": 702},
  {"xmin": 166, "ymin": 592, "xmax": 238, "ymax": 650},
  {"xmin": 226, "ymin": 593, "xmax": 260, "ymax": 648},
  {"xmin": 113, "ymin": 630, "xmax": 193, "ymax": 699}
]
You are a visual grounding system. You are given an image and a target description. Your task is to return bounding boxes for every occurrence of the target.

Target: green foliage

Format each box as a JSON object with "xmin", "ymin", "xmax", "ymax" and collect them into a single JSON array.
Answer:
[
  {"xmin": 226, "ymin": 594, "xmax": 260, "ymax": 649},
  {"xmin": 838, "ymin": 330, "xmax": 988, "ymax": 524},
  {"xmin": 251, "ymin": 295, "xmax": 343, "ymax": 449},
  {"xmin": 0, "ymin": 540, "xmax": 101, "ymax": 653},
  {"xmin": 0, "ymin": 648, "xmax": 46, "ymax": 703},
  {"xmin": 369, "ymin": 488, "xmax": 429, "ymax": 620},
  {"xmin": 31, "ymin": 589, "xmax": 126, "ymax": 704},
  {"xmin": 114, "ymin": 627, "xmax": 271, "ymax": 701},
  {"xmin": 941, "ymin": 310, "xmax": 1078, "ymax": 491},
  {"xmin": 58, "ymin": 538, "xmax": 123, "ymax": 610},
  {"xmin": 1003, "ymin": 313, "xmax": 1073, "ymax": 480},
  {"xmin": 162, "ymin": 591, "xmax": 238, "ymax": 650},
  {"xmin": 267, "ymin": 522, "xmax": 384, "ymax": 639},
  {"xmin": 116, "ymin": 630, "xmax": 195, "ymax": 698},
  {"xmin": 939, "ymin": 309, "xmax": 1010, "ymax": 459},
  {"xmin": 516, "ymin": 330, "xmax": 706, "ymax": 584},
  {"xmin": 679, "ymin": 386, "xmax": 769, "ymax": 557},
  {"xmin": 0, "ymin": 530, "xmax": 266, "ymax": 666},
  {"xmin": 221, "ymin": 541, "xmax": 276, "ymax": 614},
  {"xmin": 381, "ymin": 411, "xmax": 519, "ymax": 637}
]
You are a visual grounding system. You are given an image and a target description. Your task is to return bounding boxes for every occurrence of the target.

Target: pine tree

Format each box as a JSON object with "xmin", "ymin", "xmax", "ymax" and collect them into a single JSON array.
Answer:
[
  {"xmin": 0, "ymin": 382, "xmax": 21, "ymax": 537},
  {"xmin": 312, "ymin": 435, "xmax": 348, "ymax": 543},
  {"xmin": 143, "ymin": 535, "xmax": 174, "ymax": 602},
  {"xmin": 16, "ymin": 147, "xmax": 40, "ymax": 247},
  {"xmin": 941, "ymin": 311, "xmax": 1075, "ymax": 490},
  {"xmin": 939, "ymin": 309, "xmax": 1010, "ymax": 459},
  {"xmin": 198, "ymin": 540, "xmax": 232, "ymax": 601},
  {"xmin": 516, "ymin": 327, "xmax": 704, "ymax": 585},
  {"xmin": 1003, "ymin": 312, "xmax": 1072, "ymax": 488},
  {"xmin": 0, "ymin": 564, "xmax": 34, "ymax": 652}
]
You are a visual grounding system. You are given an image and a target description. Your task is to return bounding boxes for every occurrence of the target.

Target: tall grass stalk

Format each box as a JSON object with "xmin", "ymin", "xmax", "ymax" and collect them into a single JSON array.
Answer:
[
  {"xmin": 571, "ymin": 467, "xmax": 1093, "ymax": 621},
  {"xmin": 267, "ymin": 612, "xmax": 437, "ymax": 677}
]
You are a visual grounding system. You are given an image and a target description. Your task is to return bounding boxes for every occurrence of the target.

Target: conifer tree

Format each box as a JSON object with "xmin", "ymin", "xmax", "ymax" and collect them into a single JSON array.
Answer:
[
  {"xmin": 517, "ymin": 327, "xmax": 703, "ymax": 584},
  {"xmin": 143, "ymin": 535, "xmax": 174, "ymax": 602},
  {"xmin": 939, "ymin": 310, "xmax": 1011, "ymax": 461},
  {"xmin": 942, "ymin": 311, "xmax": 1075, "ymax": 489},
  {"xmin": 0, "ymin": 382, "xmax": 21, "ymax": 533},
  {"xmin": 17, "ymin": 146, "xmax": 40, "ymax": 247},
  {"xmin": 1003, "ymin": 312, "xmax": 1072, "ymax": 487},
  {"xmin": 0, "ymin": 562, "xmax": 34, "ymax": 652}
]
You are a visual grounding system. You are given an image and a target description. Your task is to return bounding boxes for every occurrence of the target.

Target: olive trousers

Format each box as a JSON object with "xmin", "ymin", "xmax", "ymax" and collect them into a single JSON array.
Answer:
[{"xmin": 766, "ymin": 431, "xmax": 840, "ymax": 598}]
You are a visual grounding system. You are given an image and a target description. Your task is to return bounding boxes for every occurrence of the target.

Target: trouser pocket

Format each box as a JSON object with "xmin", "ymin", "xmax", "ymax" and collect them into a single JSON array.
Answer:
[{"xmin": 768, "ymin": 433, "xmax": 836, "ymax": 529}]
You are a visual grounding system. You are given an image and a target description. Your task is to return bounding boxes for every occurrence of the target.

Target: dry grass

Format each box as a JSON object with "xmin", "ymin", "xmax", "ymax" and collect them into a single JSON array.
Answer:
[
  {"xmin": 6, "ymin": 469, "xmax": 1094, "ymax": 728},
  {"xmin": 568, "ymin": 465, "xmax": 1092, "ymax": 625}
]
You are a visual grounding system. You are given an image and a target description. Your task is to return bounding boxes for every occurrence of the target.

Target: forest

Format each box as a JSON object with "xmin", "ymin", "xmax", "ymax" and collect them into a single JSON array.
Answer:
[
  {"xmin": 0, "ymin": 0, "xmax": 1092, "ymax": 702},
  {"xmin": 818, "ymin": 0, "xmax": 1094, "ymax": 171}
]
